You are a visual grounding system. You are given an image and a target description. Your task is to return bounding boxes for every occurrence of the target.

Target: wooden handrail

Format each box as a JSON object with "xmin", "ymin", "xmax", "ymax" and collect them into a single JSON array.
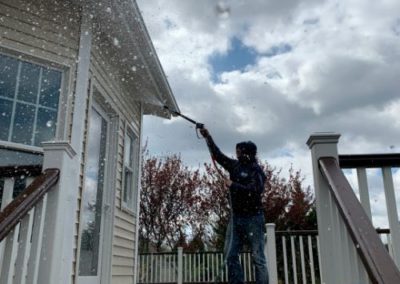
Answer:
[
  {"xmin": 0, "ymin": 165, "xmax": 42, "ymax": 177},
  {"xmin": 319, "ymin": 157, "xmax": 400, "ymax": 284},
  {"xmin": 339, "ymin": 153, "xmax": 400, "ymax": 169},
  {"xmin": 0, "ymin": 168, "xmax": 59, "ymax": 242}
]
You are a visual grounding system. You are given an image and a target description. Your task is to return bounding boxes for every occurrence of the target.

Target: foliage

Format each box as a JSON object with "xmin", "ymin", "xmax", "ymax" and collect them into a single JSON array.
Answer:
[
  {"xmin": 139, "ymin": 147, "xmax": 315, "ymax": 252},
  {"xmin": 139, "ymin": 147, "xmax": 203, "ymax": 252},
  {"xmin": 204, "ymin": 161, "xmax": 316, "ymax": 250}
]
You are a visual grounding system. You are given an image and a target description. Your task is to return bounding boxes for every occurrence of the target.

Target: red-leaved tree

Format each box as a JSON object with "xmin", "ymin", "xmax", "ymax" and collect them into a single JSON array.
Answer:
[
  {"xmin": 139, "ymin": 147, "xmax": 315, "ymax": 252},
  {"xmin": 200, "ymin": 161, "xmax": 315, "ymax": 250},
  {"xmin": 139, "ymin": 148, "xmax": 203, "ymax": 252}
]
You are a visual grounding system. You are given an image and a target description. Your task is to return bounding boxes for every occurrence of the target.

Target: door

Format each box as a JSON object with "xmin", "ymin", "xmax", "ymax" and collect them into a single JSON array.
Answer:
[{"xmin": 77, "ymin": 104, "xmax": 110, "ymax": 284}]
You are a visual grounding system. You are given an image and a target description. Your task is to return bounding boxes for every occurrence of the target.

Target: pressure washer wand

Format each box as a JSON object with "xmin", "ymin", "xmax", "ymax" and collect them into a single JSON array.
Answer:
[
  {"xmin": 163, "ymin": 105, "xmax": 204, "ymax": 129},
  {"xmin": 164, "ymin": 104, "xmax": 228, "ymax": 284}
]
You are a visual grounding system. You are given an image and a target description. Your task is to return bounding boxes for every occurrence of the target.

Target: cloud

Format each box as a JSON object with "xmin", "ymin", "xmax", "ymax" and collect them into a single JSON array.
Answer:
[{"xmin": 137, "ymin": 0, "xmax": 400, "ymax": 228}]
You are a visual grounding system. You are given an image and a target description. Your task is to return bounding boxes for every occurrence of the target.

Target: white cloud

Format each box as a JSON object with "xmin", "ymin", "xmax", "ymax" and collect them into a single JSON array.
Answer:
[{"xmin": 138, "ymin": 0, "xmax": 400, "ymax": 228}]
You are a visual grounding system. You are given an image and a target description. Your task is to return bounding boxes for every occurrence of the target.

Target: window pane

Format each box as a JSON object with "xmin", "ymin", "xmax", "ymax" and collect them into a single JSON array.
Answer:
[
  {"xmin": 124, "ymin": 134, "xmax": 132, "ymax": 166},
  {"xmin": 17, "ymin": 62, "xmax": 40, "ymax": 104},
  {"xmin": 0, "ymin": 99, "xmax": 12, "ymax": 140},
  {"xmin": 79, "ymin": 108, "xmax": 107, "ymax": 276},
  {"xmin": 11, "ymin": 103, "xmax": 35, "ymax": 144},
  {"xmin": 0, "ymin": 54, "xmax": 18, "ymax": 99},
  {"xmin": 123, "ymin": 169, "xmax": 133, "ymax": 203},
  {"xmin": 34, "ymin": 108, "xmax": 57, "ymax": 146},
  {"xmin": 40, "ymin": 68, "xmax": 61, "ymax": 109},
  {"xmin": 12, "ymin": 176, "xmax": 26, "ymax": 199}
]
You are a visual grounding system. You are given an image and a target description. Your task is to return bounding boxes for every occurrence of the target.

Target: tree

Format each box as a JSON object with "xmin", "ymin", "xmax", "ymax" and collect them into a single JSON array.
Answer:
[
  {"xmin": 139, "ymin": 147, "xmax": 316, "ymax": 252},
  {"xmin": 139, "ymin": 148, "xmax": 203, "ymax": 252},
  {"xmin": 201, "ymin": 161, "xmax": 315, "ymax": 250},
  {"xmin": 285, "ymin": 168, "xmax": 315, "ymax": 230}
]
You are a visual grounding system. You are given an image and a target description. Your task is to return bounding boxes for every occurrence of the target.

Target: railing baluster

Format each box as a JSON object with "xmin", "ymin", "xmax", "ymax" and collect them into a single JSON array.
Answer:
[
  {"xmin": 333, "ymin": 200, "xmax": 351, "ymax": 283},
  {"xmin": 0, "ymin": 177, "xmax": 15, "ymax": 276},
  {"xmin": 0, "ymin": 225, "xmax": 20, "ymax": 284},
  {"xmin": 248, "ymin": 252, "xmax": 253, "ymax": 281},
  {"xmin": 208, "ymin": 253, "xmax": 211, "ymax": 282},
  {"xmin": 25, "ymin": 193, "xmax": 47, "ymax": 284},
  {"xmin": 382, "ymin": 167, "xmax": 400, "ymax": 267},
  {"xmin": 14, "ymin": 209, "xmax": 34, "ymax": 284},
  {"xmin": 316, "ymin": 236, "xmax": 323, "ymax": 283},
  {"xmin": 202, "ymin": 252, "xmax": 205, "ymax": 281},
  {"xmin": 299, "ymin": 236, "xmax": 306, "ymax": 284},
  {"xmin": 290, "ymin": 236, "xmax": 298, "ymax": 284},
  {"xmin": 189, "ymin": 253, "xmax": 192, "ymax": 282},
  {"xmin": 308, "ymin": 236, "xmax": 316, "ymax": 284},
  {"xmin": 356, "ymin": 167, "xmax": 372, "ymax": 219},
  {"xmin": 211, "ymin": 252, "xmax": 214, "ymax": 281},
  {"xmin": 177, "ymin": 248, "xmax": 183, "ymax": 284},
  {"xmin": 145, "ymin": 254, "xmax": 148, "ymax": 282},
  {"xmin": 224, "ymin": 252, "xmax": 228, "ymax": 281},
  {"xmin": 282, "ymin": 236, "xmax": 289, "ymax": 284}
]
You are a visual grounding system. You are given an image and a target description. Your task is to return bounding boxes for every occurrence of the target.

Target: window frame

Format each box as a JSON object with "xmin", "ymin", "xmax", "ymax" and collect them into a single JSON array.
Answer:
[
  {"xmin": 121, "ymin": 123, "xmax": 140, "ymax": 215},
  {"xmin": 0, "ymin": 48, "xmax": 70, "ymax": 151}
]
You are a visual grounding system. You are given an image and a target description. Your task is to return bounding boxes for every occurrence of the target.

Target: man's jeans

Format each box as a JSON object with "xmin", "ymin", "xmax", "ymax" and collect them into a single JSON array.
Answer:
[{"xmin": 224, "ymin": 213, "xmax": 269, "ymax": 284}]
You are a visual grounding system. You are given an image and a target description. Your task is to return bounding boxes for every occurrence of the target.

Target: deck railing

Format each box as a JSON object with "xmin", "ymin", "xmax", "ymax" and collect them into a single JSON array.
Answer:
[
  {"xmin": 137, "ymin": 227, "xmax": 322, "ymax": 284},
  {"xmin": 307, "ymin": 133, "xmax": 400, "ymax": 284},
  {"xmin": 276, "ymin": 230, "xmax": 321, "ymax": 284},
  {"xmin": 339, "ymin": 153, "xmax": 400, "ymax": 266},
  {"xmin": 0, "ymin": 167, "xmax": 59, "ymax": 284}
]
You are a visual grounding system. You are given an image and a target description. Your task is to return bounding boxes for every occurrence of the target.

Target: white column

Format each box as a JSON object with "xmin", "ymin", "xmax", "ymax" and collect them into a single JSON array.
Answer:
[
  {"xmin": 307, "ymin": 133, "xmax": 340, "ymax": 284},
  {"xmin": 37, "ymin": 142, "xmax": 77, "ymax": 284},
  {"xmin": 70, "ymin": 7, "xmax": 92, "ymax": 155},
  {"xmin": 133, "ymin": 104, "xmax": 144, "ymax": 284},
  {"xmin": 35, "ymin": 7, "xmax": 92, "ymax": 284},
  {"xmin": 266, "ymin": 223, "xmax": 278, "ymax": 284}
]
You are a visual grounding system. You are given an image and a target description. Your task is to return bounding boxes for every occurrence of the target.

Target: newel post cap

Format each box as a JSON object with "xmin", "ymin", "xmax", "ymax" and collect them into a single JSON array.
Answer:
[{"xmin": 306, "ymin": 132, "xmax": 341, "ymax": 149}]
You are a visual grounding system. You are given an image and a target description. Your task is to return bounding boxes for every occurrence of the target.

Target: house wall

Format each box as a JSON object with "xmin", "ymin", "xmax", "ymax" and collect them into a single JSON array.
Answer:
[
  {"xmin": 87, "ymin": 40, "xmax": 142, "ymax": 284},
  {"xmin": 1, "ymin": 1, "xmax": 144, "ymax": 283},
  {"xmin": 0, "ymin": 1, "xmax": 80, "ymax": 283},
  {"xmin": 0, "ymin": 0, "xmax": 80, "ymax": 141}
]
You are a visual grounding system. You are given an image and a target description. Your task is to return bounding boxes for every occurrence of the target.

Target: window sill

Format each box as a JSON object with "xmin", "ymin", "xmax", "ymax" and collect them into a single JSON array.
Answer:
[
  {"xmin": 0, "ymin": 141, "xmax": 44, "ymax": 154},
  {"xmin": 121, "ymin": 203, "xmax": 137, "ymax": 217}
]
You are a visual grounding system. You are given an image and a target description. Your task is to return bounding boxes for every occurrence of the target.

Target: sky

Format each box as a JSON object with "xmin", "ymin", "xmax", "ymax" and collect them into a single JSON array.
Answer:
[{"xmin": 136, "ymin": 0, "xmax": 400, "ymax": 228}]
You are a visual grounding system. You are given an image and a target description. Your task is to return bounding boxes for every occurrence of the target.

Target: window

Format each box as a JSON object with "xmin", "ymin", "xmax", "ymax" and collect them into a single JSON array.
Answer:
[
  {"xmin": 122, "ymin": 127, "xmax": 140, "ymax": 213},
  {"xmin": 0, "ymin": 53, "xmax": 62, "ymax": 147}
]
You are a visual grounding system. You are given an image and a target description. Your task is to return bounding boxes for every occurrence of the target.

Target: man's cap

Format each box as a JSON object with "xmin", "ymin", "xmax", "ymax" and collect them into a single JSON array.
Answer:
[{"xmin": 236, "ymin": 141, "xmax": 257, "ymax": 157}]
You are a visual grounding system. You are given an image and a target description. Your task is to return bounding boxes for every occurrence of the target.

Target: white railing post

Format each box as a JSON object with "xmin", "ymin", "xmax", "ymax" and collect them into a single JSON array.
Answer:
[
  {"xmin": 36, "ymin": 142, "xmax": 78, "ymax": 284},
  {"xmin": 266, "ymin": 223, "xmax": 278, "ymax": 284},
  {"xmin": 307, "ymin": 133, "xmax": 371, "ymax": 284},
  {"xmin": 307, "ymin": 133, "xmax": 340, "ymax": 284},
  {"xmin": 177, "ymin": 247, "xmax": 183, "ymax": 284}
]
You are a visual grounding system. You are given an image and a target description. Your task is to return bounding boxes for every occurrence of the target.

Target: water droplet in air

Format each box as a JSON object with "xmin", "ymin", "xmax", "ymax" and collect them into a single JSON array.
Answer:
[
  {"xmin": 113, "ymin": 37, "xmax": 120, "ymax": 48},
  {"xmin": 216, "ymin": 2, "xmax": 230, "ymax": 19}
]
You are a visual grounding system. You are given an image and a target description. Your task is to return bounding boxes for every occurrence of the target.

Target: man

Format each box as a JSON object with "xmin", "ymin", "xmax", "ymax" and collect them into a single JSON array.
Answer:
[{"xmin": 200, "ymin": 127, "xmax": 269, "ymax": 284}]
